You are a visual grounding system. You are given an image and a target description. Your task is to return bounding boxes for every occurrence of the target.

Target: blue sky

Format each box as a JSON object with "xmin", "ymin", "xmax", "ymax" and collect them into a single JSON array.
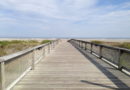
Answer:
[{"xmin": 0, "ymin": 0, "xmax": 130, "ymax": 38}]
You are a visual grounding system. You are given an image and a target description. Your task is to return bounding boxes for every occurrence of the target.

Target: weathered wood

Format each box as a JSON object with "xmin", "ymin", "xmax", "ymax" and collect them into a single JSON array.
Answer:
[
  {"xmin": 0, "ymin": 62, "xmax": 5, "ymax": 90},
  {"xmin": 31, "ymin": 50, "xmax": 35, "ymax": 70},
  {"xmin": 12, "ymin": 41, "xmax": 130, "ymax": 90}
]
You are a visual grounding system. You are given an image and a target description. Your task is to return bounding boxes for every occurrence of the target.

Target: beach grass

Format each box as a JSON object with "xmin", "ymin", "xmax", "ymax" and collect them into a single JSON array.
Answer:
[
  {"xmin": 41, "ymin": 40, "xmax": 51, "ymax": 44},
  {"xmin": 0, "ymin": 40, "xmax": 51, "ymax": 57},
  {"xmin": 91, "ymin": 40, "xmax": 130, "ymax": 49}
]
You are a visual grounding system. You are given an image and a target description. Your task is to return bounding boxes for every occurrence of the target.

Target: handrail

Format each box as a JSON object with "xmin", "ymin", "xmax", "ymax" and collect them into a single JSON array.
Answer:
[
  {"xmin": 0, "ymin": 39, "xmax": 60, "ymax": 90},
  {"xmin": 0, "ymin": 40, "xmax": 61, "ymax": 62},
  {"xmin": 0, "ymin": 43, "xmax": 49, "ymax": 62},
  {"xmin": 69, "ymin": 39, "xmax": 130, "ymax": 72},
  {"xmin": 74, "ymin": 39, "xmax": 130, "ymax": 53}
]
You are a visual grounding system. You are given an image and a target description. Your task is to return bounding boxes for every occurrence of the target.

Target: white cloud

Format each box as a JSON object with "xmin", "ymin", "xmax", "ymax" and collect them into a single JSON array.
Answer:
[
  {"xmin": 0, "ymin": 0, "xmax": 130, "ymax": 22},
  {"xmin": 0, "ymin": 0, "xmax": 97, "ymax": 20},
  {"xmin": 0, "ymin": 0, "xmax": 130, "ymax": 37},
  {"xmin": 63, "ymin": 0, "xmax": 97, "ymax": 9}
]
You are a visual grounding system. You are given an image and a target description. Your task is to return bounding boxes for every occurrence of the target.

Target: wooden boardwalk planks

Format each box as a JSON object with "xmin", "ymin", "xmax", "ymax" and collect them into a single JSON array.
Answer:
[{"xmin": 12, "ymin": 41, "xmax": 130, "ymax": 90}]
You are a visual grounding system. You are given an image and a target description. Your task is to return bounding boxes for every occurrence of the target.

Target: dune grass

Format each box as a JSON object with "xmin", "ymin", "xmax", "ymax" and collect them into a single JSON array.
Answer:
[
  {"xmin": 0, "ymin": 40, "xmax": 51, "ymax": 57},
  {"xmin": 91, "ymin": 40, "xmax": 130, "ymax": 49},
  {"xmin": 41, "ymin": 40, "xmax": 51, "ymax": 44},
  {"xmin": 114, "ymin": 42, "xmax": 130, "ymax": 49},
  {"xmin": 91, "ymin": 40, "xmax": 104, "ymax": 44}
]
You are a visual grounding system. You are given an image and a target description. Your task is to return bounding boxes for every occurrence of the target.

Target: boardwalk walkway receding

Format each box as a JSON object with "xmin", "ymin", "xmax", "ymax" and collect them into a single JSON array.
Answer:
[{"xmin": 12, "ymin": 40, "xmax": 130, "ymax": 90}]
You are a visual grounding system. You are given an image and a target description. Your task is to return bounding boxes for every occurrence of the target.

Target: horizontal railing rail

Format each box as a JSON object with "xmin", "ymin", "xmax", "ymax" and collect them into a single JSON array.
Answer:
[
  {"xmin": 0, "ymin": 39, "xmax": 60, "ymax": 90},
  {"xmin": 69, "ymin": 39, "xmax": 130, "ymax": 73}
]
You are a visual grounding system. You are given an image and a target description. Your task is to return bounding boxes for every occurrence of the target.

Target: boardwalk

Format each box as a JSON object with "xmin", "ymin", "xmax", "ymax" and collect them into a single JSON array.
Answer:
[{"xmin": 12, "ymin": 40, "xmax": 130, "ymax": 90}]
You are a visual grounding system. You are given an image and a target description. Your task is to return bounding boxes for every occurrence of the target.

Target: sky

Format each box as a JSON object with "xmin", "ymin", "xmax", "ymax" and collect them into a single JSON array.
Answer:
[{"xmin": 0, "ymin": 0, "xmax": 130, "ymax": 38}]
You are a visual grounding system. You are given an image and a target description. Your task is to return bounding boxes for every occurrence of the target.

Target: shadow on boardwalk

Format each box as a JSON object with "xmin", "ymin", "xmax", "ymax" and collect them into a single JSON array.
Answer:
[
  {"xmin": 81, "ymin": 80, "xmax": 117, "ymax": 89},
  {"xmin": 69, "ymin": 41, "xmax": 130, "ymax": 89}
]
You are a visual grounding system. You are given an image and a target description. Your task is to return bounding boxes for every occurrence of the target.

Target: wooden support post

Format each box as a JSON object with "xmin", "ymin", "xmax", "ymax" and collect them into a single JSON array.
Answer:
[
  {"xmin": 79, "ymin": 41, "xmax": 80, "ymax": 47},
  {"xmin": 52, "ymin": 42, "xmax": 54, "ymax": 49},
  {"xmin": 80, "ymin": 42, "xmax": 82, "ymax": 48},
  {"xmin": 85, "ymin": 43, "xmax": 87, "ymax": 50},
  {"xmin": 90, "ymin": 43, "xmax": 93, "ymax": 54},
  {"xmin": 81, "ymin": 42, "xmax": 83, "ymax": 48},
  {"xmin": 0, "ymin": 62, "xmax": 5, "ymax": 90},
  {"xmin": 84, "ymin": 43, "xmax": 86, "ymax": 50},
  {"xmin": 31, "ymin": 50, "xmax": 35, "ymax": 70},
  {"xmin": 48, "ymin": 43, "xmax": 50, "ymax": 54},
  {"xmin": 82, "ymin": 42, "xmax": 84, "ymax": 49},
  {"xmin": 50, "ymin": 42, "xmax": 52, "ymax": 50},
  {"xmin": 118, "ymin": 50, "xmax": 123, "ymax": 71},
  {"xmin": 99, "ymin": 46, "xmax": 103, "ymax": 59}
]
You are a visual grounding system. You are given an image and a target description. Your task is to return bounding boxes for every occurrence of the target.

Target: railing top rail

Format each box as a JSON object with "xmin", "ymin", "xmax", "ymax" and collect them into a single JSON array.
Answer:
[
  {"xmin": 72, "ymin": 39, "xmax": 130, "ymax": 53},
  {"xmin": 0, "ymin": 40, "xmax": 58, "ymax": 62}
]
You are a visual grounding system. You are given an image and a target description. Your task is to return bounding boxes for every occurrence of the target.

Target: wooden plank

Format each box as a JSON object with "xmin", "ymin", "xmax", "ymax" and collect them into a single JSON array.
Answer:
[{"xmin": 12, "ymin": 41, "xmax": 130, "ymax": 90}]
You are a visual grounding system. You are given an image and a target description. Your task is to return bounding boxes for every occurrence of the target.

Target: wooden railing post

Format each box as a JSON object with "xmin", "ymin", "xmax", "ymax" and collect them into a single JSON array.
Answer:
[
  {"xmin": 54, "ymin": 41, "xmax": 55, "ymax": 48},
  {"xmin": 52, "ymin": 41, "xmax": 54, "ymax": 49},
  {"xmin": 83, "ymin": 42, "xmax": 85, "ymax": 49},
  {"xmin": 0, "ymin": 62, "xmax": 5, "ymax": 90},
  {"xmin": 99, "ymin": 46, "xmax": 103, "ymax": 59},
  {"xmin": 48, "ymin": 43, "xmax": 50, "ymax": 54},
  {"xmin": 90, "ymin": 43, "xmax": 93, "ymax": 54},
  {"xmin": 82, "ymin": 42, "xmax": 84, "ymax": 49},
  {"xmin": 83, "ymin": 43, "xmax": 86, "ymax": 50},
  {"xmin": 85, "ymin": 43, "xmax": 87, "ymax": 50},
  {"xmin": 118, "ymin": 50, "xmax": 123, "ymax": 71},
  {"xmin": 81, "ymin": 42, "xmax": 83, "ymax": 48},
  {"xmin": 79, "ymin": 41, "xmax": 81, "ymax": 47},
  {"xmin": 43, "ymin": 46, "xmax": 46, "ymax": 57},
  {"xmin": 31, "ymin": 50, "xmax": 35, "ymax": 70},
  {"xmin": 80, "ymin": 42, "xmax": 82, "ymax": 48},
  {"xmin": 50, "ymin": 42, "xmax": 52, "ymax": 49}
]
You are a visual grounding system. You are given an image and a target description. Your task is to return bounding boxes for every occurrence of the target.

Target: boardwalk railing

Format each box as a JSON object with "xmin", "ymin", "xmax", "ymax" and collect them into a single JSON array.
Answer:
[
  {"xmin": 0, "ymin": 39, "xmax": 60, "ymax": 90},
  {"xmin": 69, "ymin": 39, "xmax": 130, "ymax": 72}
]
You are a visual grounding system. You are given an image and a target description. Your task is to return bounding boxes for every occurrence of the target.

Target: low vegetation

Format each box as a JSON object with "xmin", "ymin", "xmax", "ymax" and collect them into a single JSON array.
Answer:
[
  {"xmin": 41, "ymin": 40, "xmax": 51, "ymax": 44},
  {"xmin": 0, "ymin": 40, "xmax": 51, "ymax": 57},
  {"xmin": 91, "ymin": 40, "xmax": 130, "ymax": 49},
  {"xmin": 91, "ymin": 40, "xmax": 104, "ymax": 44}
]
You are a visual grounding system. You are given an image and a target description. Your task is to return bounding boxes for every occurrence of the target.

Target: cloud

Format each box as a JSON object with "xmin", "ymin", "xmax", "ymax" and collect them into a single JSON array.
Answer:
[
  {"xmin": 0, "ymin": 0, "xmax": 130, "ymax": 37},
  {"xmin": 0, "ymin": 0, "xmax": 97, "ymax": 20},
  {"xmin": 62, "ymin": 0, "xmax": 97, "ymax": 9}
]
